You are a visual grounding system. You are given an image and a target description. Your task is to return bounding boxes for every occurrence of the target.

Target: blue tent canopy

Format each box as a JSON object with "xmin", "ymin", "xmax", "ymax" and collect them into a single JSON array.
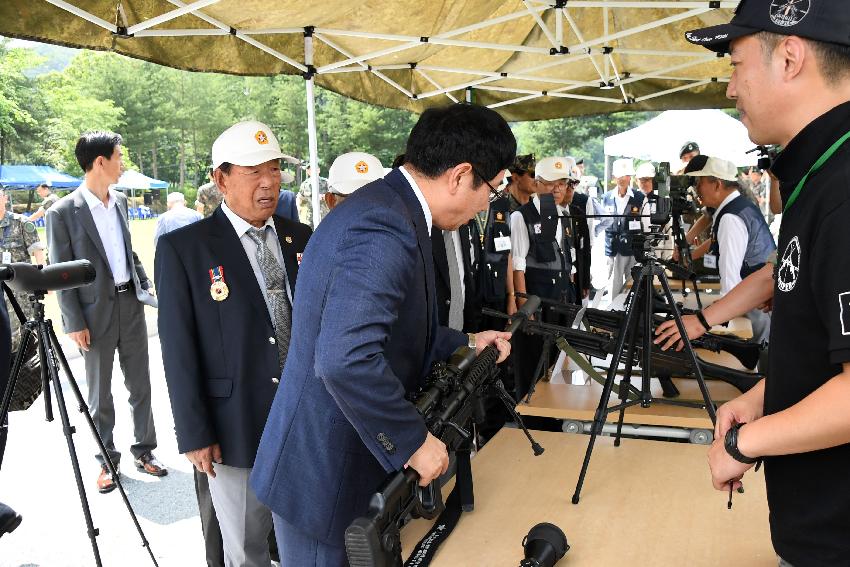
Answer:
[{"xmin": 0, "ymin": 165, "xmax": 82, "ymax": 189}]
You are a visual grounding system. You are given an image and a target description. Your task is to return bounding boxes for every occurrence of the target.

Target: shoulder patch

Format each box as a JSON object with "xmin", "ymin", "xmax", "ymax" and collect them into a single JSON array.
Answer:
[{"xmin": 23, "ymin": 221, "xmax": 37, "ymax": 233}]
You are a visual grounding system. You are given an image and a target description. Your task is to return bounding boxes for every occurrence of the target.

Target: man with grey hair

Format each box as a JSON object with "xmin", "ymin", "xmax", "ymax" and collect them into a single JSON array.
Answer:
[{"xmin": 153, "ymin": 191, "xmax": 202, "ymax": 249}]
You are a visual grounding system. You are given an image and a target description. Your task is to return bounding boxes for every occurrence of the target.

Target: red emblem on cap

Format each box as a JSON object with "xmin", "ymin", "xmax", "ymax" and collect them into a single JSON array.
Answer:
[
  {"xmin": 255, "ymin": 131, "xmax": 269, "ymax": 145},
  {"xmin": 355, "ymin": 161, "xmax": 369, "ymax": 174}
]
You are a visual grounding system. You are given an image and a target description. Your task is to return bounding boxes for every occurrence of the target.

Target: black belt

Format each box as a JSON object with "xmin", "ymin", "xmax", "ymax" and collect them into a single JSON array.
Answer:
[{"xmin": 115, "ymin": 282, "xmax": 132, "ymax": 293}]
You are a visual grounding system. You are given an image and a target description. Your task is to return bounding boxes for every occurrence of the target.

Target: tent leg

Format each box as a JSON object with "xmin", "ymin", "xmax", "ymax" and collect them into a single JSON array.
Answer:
[
  {"xmin": 604, "ymin": 154, "xmax": 610, "ymax": 193},
  {"xmin": 305, "ymin": 30, "xmax": 321, "ymax": 229}
]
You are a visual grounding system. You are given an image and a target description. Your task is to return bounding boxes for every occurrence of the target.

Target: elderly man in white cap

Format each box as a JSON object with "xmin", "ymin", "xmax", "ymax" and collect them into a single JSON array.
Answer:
[
  {"xmin": 325, "ymin": 151, "xmax": 384, "ymax": 211},
  {"xmin": 685, "ymin": 155, "xmax": 775, "ymax": 345},
  {"xmin": 596, "ymin": 158, "xmax": 645, "ymax": 300},
  {"xmin": 510, "ymin": 156, "xmax": 580, "ymax": 395},
  {"xmin": 156, "ymin": 120, "xmax": 312, "ymax": 567},
  {"xmin": 153, "ymin": 191, "xmax": 202, "ymax": 249}
]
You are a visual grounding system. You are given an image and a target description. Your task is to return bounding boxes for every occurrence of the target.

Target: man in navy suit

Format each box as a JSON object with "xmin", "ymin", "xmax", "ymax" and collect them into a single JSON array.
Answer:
[
  {"xmin": 251, "ymin": 104, "xmax": 516, "ymax": 565},
  {"xmin": 157, "ymin": 121, "xmax": 311, "ymax": 567}
]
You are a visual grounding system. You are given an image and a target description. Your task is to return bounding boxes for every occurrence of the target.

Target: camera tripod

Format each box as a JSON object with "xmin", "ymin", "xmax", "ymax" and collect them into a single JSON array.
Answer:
[
  {"xmin": 0, "ymin": 287, "xmax": 158, "ymax": 566},
  {"xmin": 571, "ymin": 253, "xmax": 717, "ymax": 504}
]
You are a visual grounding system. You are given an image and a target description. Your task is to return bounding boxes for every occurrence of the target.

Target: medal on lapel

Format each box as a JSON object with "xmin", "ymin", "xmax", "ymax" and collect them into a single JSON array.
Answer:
[
  {"xmin": 285, "ymin": 236, "xmax": 293, "ymax": 244},
  {"xmin": 296, "ymin": 252, "xmax": 303, "ymax": 266},
  {"xmin": 209, "ymin": 266, "xmax": 229, "ymax": 301}
]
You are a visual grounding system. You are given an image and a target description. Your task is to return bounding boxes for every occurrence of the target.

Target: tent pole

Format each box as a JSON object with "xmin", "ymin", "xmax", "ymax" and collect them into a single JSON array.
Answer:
[
  {"xmin": 305, "ymin": 29, "xmax": 322, "ymax": 228},
  {"xmin": 604, "ymin": 154, "xmax": 610, "ymax": 193}
]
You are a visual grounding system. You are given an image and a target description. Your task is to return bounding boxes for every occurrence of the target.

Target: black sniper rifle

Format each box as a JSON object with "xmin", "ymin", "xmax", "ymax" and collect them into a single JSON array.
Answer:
[
  {"xmin": 344, "ymin": 296, "xmax": 542, "ymax": 567},
  {"xmin": 500, "ymin": 294, "xmax": 763, "ymax": 399}
]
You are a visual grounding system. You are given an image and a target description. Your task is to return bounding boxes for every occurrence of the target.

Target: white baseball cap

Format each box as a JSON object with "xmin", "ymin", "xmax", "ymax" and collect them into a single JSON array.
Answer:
[
  {"xmin": 536, "ymin": 156, "xmax": 577, "ymax": 182},
  {"xmin": 211, "ymin": 120, "xmax": 286, "ymax": 170},
  {"xmin": 683, "ymin": 155, "xmax": 738, "ymax": 182},
  {"xmin": 612, "ymin": 158, "xmax": 635, "ymax": 179},
  {"xmin": 635, "ymin": 162, "xmax": 656, "ymax": 179},
  {"xmin": 166, "ymin": 191, "xmax": 185, "ymax": 204},
  {"xmin": 328, "ymin": 152, "xmax": 384, "ymax": 196}
]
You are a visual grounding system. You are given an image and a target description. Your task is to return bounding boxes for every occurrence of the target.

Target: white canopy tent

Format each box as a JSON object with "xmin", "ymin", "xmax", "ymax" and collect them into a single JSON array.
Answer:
[{"xmin": 603, "ymin": 109, "xmax": 758, "ymax": 186}]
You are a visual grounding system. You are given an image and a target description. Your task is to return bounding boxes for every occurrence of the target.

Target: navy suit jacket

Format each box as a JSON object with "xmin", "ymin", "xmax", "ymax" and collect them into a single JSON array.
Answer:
[
  {"xmin": 155, "ymin": 208, "xmax": 311, "ymax": 468},
  {"xmin": 275, "ymin": 190, "xmax": 298, "ymax": 222},
  {"xmin": 251, "ymin": 169, "xmax": 466, "ymax": 545}
]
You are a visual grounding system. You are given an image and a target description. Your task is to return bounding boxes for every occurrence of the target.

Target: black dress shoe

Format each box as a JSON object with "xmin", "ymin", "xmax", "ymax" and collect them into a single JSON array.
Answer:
[{"xmin": 0, "ymin": 502, "xmax": 22, "ymax": 538}]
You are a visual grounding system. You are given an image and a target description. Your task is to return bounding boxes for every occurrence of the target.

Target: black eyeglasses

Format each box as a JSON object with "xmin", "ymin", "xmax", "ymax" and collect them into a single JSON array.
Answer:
[{"xmin": 471, "ymin": 165, "xmax": 503, "ymax": 200}]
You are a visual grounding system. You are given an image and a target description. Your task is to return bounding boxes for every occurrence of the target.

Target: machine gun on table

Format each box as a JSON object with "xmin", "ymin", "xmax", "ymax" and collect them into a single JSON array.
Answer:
[
  {"xmin": 344, "ymin": 297, "xmax": 542, "ymax": 567},
  {"xmin": 493, "ymin": 294, "xmax": 763, "ymax": 401}
]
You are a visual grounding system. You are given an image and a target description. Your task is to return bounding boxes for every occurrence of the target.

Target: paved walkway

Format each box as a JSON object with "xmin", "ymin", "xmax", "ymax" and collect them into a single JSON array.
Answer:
[{"xmin": 0, "ymin": 313, "xmax": 207, "ymax": 567}]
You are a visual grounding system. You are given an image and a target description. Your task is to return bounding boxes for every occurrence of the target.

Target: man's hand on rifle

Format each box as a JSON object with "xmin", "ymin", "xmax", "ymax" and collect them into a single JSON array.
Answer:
[
  {"xmin": 473, "ymin": 330, "xmax": 513, "ymax": 363},
  {"xmin": 406, "ymin": 432, "xmax": 449, "ymax": 487},
  {"xmin": 653, "ymin": 314, "xmax": 707, "ymax": 351}
]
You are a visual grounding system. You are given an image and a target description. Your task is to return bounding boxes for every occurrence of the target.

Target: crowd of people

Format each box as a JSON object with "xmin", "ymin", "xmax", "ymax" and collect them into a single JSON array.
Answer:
[{"xmin": 1, "ymin": 1, "xmax": 849, "ymax": 565}]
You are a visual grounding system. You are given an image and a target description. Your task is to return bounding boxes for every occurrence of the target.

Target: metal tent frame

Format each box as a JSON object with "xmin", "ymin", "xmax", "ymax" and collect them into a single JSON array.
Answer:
[{"xmin": 7, "ymin": 0, "xmax": 741, "ymax": 226}]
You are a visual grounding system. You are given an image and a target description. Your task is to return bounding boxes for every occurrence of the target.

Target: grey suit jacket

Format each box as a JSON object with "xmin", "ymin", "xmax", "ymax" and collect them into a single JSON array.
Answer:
[{"xmin": 46, "ymin": 187, "xmax": 156, "ymax": 338}]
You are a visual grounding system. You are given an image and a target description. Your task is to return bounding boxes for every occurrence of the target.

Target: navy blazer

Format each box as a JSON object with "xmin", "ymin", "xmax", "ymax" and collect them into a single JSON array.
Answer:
[
  {"xmin": 155, "ymin": 208, "xmax": 311, "ymax": 468},
  {"xmin": 275, "ymin": 190, "xmax": 298, "ymax": 222},
  {"xmin": 251, "ymin": 169, "xmax": 466, "ymax": 545}
]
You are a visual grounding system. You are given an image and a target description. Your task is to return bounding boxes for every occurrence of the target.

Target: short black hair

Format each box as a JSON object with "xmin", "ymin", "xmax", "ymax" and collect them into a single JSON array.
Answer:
[
  {"xmin": 391, "ymin": 154, "xmax": 406, "ymax": 169},
  {"xmin": 75, "ymin": 131, "xmax": 122, "ymax": 172},
  {"xmin": 404, "ymin": 104, "xmax": 516, "ymax": 186}
]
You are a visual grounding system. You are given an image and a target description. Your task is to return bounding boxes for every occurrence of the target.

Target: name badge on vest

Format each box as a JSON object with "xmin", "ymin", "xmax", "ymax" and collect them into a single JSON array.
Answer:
[
  {"xmin": 628, "ymin": 220, "xmax": 642, "ymax": 231},
  {"xmin": 704, "ymin": 254, "xmax": 718, "ymax": 270},
  {"xmin": 494, "ymin": 235, "xmax": 511, "ymax": 252},
  {"xmin": 1, "ymin": 251, "xmax": 10, "ymax": 264},
  {"xmin": 533, "ymin": 223, "xmax": 542, "ymax": 234}
]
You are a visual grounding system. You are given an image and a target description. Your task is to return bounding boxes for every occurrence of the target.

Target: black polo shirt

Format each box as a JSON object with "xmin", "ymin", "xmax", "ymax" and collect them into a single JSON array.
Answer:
[{"xmin": 766, "ymin": 100, "xmax": 850, "ymax": 566}]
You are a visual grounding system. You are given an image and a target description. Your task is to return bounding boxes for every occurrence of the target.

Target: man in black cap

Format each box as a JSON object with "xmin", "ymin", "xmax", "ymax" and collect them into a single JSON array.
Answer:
[
  {"xmin": 655, "ymin": 2, "xmax": 850, "ymax": 563},
  {"xmin": 678, "ymin": 141, "xmax": 700, "ymax": 172}
]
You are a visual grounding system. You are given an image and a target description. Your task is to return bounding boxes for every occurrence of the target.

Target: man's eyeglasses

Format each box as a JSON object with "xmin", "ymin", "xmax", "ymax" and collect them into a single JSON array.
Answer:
[{"xmin": 471, "ymin": 165, "xmax": 504, "ymax": 200}]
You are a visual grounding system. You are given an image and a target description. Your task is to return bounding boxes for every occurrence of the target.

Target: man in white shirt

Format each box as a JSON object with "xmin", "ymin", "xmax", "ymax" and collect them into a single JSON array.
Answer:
[
  {"xmin": 46, "ymin": 132, "xmax": 163, "ymax": 495},
  {"xmin": 596, "ymin": 158, "xmax": 645, "ymax": 300},
  {"xmin": 685, "ymin": 155, "xmax": 775, "ymax": 345}
]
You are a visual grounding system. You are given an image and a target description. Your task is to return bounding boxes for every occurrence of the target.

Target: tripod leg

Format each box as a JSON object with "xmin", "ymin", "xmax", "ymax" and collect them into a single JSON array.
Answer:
[
  {"xmin": 37, "ymin": 323, "xmax": 104, "ymax": 567},
  {"xmin": 572, "ymin": 272, "xmax": 645, "ymax": 504},
  {"xmin": 44, "ymin": 323, "xmax": 160, "ymax": 566},
  {"xmin": 614, "ymin": 300, "xmax": 642, "ymax": 448},
  {"xmin": 658, "ymin": 273, "xmax": 717, "ymax": 425},
  {"xmin": 0, "ymin": 325, "xmax": 36, "ymax": 427}
]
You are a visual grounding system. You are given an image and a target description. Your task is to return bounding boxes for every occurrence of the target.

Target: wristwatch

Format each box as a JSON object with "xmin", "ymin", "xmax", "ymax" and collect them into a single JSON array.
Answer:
[
  {"xmin": 724, "ymin": 423, "xmax": 759, "ymax": 465},
  {"xmin": 696, "ymin": 310, "xmax": 712, "ymax": 333},
  {"xmin": 467, "ymin": 333, "xmax": 477, "ymax": 349}
]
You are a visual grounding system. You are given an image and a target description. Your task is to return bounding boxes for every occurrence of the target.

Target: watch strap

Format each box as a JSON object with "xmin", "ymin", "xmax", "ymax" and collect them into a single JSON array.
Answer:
[
  {"xmin": 724, "ymin": 423, "xmax": 759, "ymax": 465},
  {"xmin": 696, "ymin": 310, "xmax": 712, "ymax": 333}
]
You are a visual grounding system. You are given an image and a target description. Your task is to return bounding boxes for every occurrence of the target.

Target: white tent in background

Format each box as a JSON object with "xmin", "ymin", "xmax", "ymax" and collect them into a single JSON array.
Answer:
[
  {"xmin": 113, "ymin": 170, "xmax": 168, "ymax": 190},
  {"xmin": 603, "ymin": 109, "xmax": 759, "ymax": 186}
]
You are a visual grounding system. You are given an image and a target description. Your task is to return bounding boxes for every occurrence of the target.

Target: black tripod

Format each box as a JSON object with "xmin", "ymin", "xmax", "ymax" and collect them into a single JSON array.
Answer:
[
  {"xmin": 0, "ymin": 288, "xmax": 158, "ymax": 566},
  {"xmin": 571, "ymin": 253, "xmax": 717, "ymax": 504}
]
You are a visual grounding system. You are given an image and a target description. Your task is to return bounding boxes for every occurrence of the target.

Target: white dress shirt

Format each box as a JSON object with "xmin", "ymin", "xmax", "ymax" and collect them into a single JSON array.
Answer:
[
  {"xmin": 79, "ymin": 185, "xmax": 130, "ymax": 284},
  {"xmin": 220, "ymin": 201, "xmax": 292, "ymax": 307},
  {"xmin": 712, "ymin": 191, "xmax": 749, "ymax": 295},
  {"xmin": 509, "ymin": 194, "xmax": 570, "ymax": 273},
  {"xmin": 399, "ymin": 166, "xmax": 433, "ymax": 233}
]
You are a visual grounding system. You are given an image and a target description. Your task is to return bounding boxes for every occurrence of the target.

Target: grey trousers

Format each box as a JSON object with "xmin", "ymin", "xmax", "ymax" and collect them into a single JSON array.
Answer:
[
  {"xmin": 607, "ymin": 254, "xmax": 637, "ymax": 299},
  {"xmin": 746, "ymin": 307, "xmax": 771, "ymax": 346},
  {"xmin": 207, "ymin": 464, "xmax": 273, "ymax": 567},
  {"xmin": 82, "ymin": 291, "xmax": 156, "ymax": 465}
]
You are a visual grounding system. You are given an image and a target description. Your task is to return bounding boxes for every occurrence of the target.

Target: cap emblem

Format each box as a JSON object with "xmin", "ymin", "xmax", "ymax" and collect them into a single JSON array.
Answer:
[
  {"xmin": 769, "ymin": 0, "xmax": 810, "ymax": 27},
  {"xmin": 554, "ymin": 161, "xmax": 563, "ymax": 169},
  {"xmin": 255, "ymin": 130, "xmax": 269, "ymax": 145},
  {"xmin": 355, "ymin": 160, "xmax": 369, "ymax": 174}
]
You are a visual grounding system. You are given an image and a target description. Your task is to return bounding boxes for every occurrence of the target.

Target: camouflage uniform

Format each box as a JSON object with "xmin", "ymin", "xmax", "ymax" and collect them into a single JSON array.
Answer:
[
  {"xmin": 297, "ymin": 176, "xmax": 330, "ymax": 226},
  {"xmin": 40, "ymin": 192, "xmax": 59, "ymax": 212},
  {"xmin": 0, "ymin": 211, "xmax": 45, "ymax": 350},
  {"xmin": 195, "ymin": 182, "xmax": 223, "ymax": 218}
]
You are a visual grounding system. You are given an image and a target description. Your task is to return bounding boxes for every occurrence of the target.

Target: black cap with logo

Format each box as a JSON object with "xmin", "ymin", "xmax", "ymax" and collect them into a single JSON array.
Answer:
[
  {"xmin": 685, "ymin": 0, "xmax": 850, "ymax": 54},
  {"xmin": 680, "ymin": 141, "xmax": 700, "ymax": 158}
]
